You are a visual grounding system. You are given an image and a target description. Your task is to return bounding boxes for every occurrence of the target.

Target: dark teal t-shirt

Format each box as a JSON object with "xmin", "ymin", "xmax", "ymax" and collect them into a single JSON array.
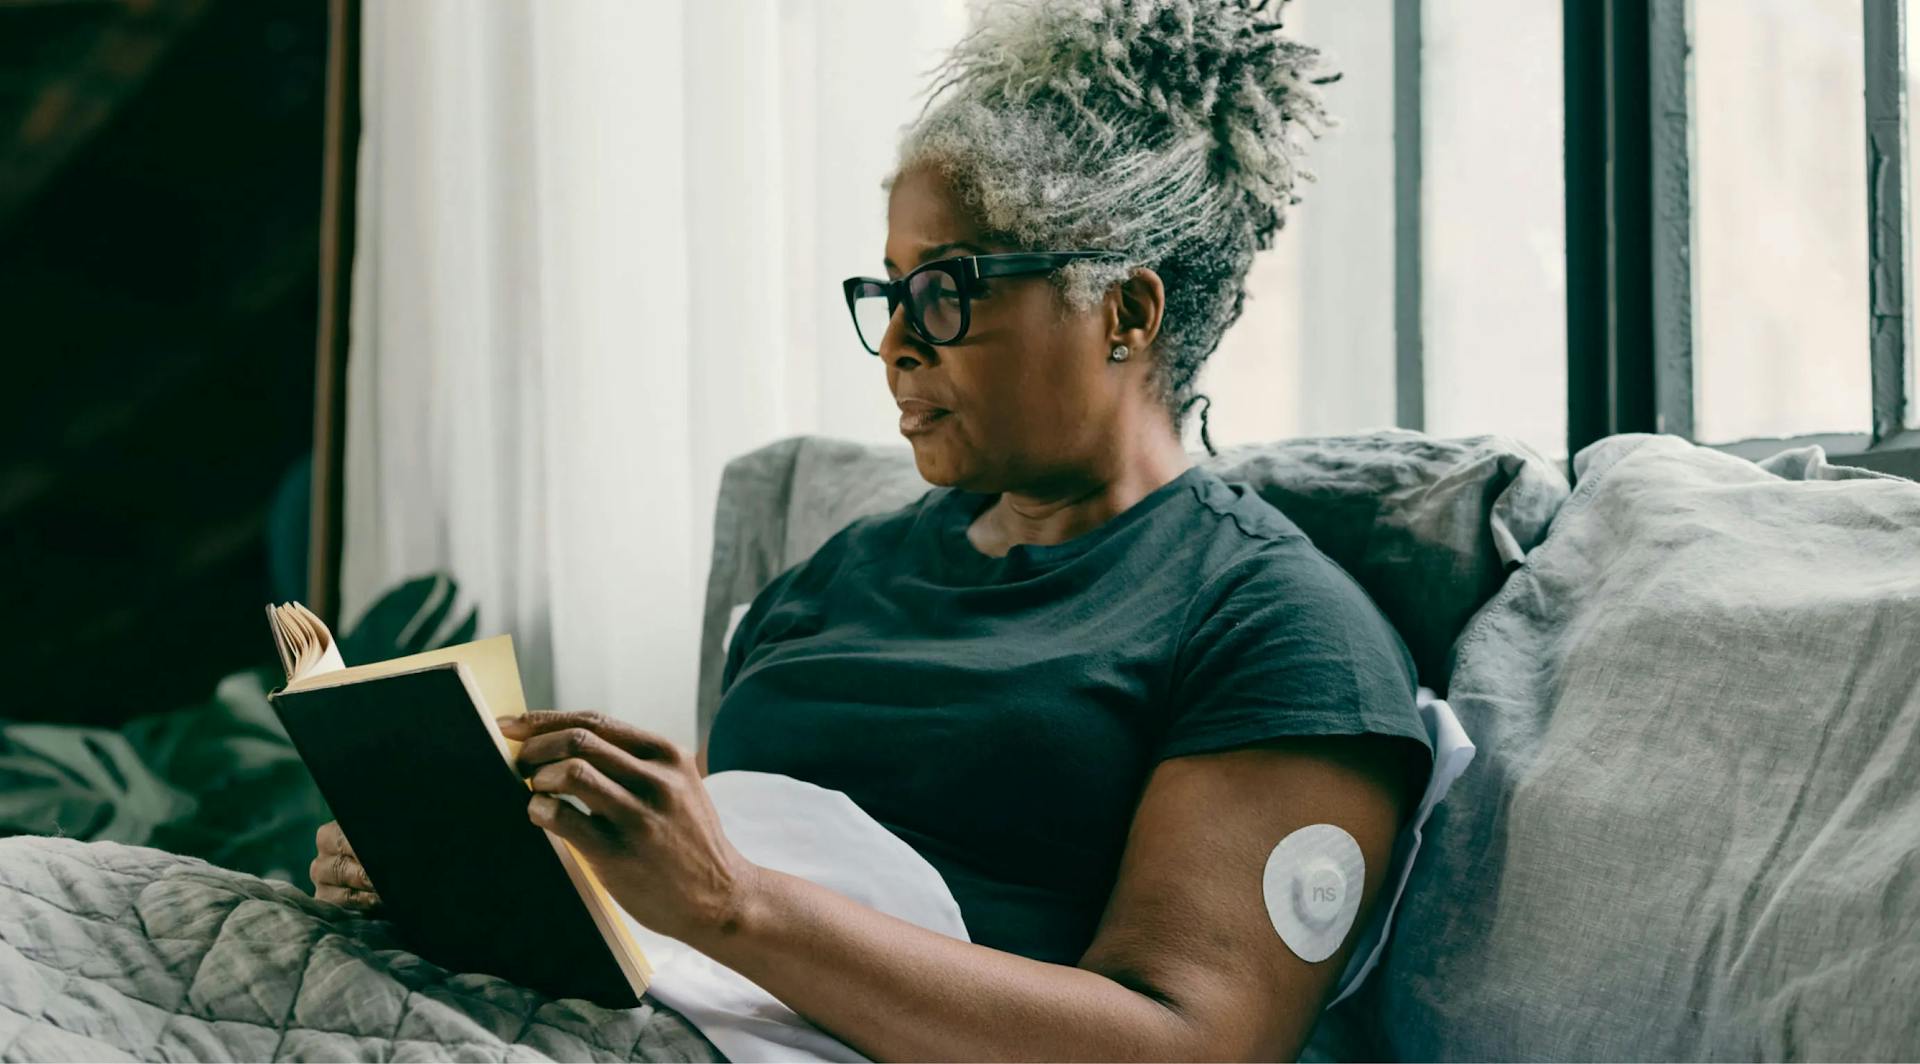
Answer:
[{"xmin": 708, "ymin": 465, "xmax": 1432, "ymax": 965}]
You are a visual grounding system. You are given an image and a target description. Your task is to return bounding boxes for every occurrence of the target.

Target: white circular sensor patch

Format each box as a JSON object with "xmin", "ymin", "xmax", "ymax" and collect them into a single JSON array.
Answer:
[{"xmin": 1263, "ymin": 824, "xmax": 1364, "ymax": 963}]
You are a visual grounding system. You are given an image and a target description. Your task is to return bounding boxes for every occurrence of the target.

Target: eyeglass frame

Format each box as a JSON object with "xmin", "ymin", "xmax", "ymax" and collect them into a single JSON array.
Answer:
[{"xmin": 842, "ymin": 251, "xmax": 1125, "ymax": 355}]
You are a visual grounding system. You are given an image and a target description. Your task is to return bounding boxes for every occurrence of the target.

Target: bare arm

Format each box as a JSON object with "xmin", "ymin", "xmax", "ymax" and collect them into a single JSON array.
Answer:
[
  {"xmin": 680, "ymin": 732, "xmax": 1418, "ymax": 1061},
  {"xmin": 510, "ymin": 711, "xmax": 1416, "ymax": 1060}
]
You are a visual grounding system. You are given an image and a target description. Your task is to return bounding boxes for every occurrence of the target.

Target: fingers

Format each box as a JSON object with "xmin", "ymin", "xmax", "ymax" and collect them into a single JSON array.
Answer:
[
  {"xmin": 316, "ymin": 820, "xmax": 367, "ymax": 864},
  {"xmin": 512, "ymin": 722, "xmax": 683, "ymax": 800},
  {"xmin": 527, "ymin": 791, "xmax": 617, "ymax": 856},
  {"xmin": 335, "ymin": 852, "xmax": 375, "ymax": 892},
  {"xmin": 525, "ymin": 755, "xmax": 656, "ymax": 827},
  {"xmin": 508, "ymin": 715, "xmax": 687, "ymax": 843},
  {"xmin": 317, "ymin": 884, "xmax": 384, "ymax": 913},
  {"xmin": 310, "ymin": 848, "xmax": 375, "ymax": 892},
  {"xmin": 500, "ymin": 711, "xmax": 687, "ymax": 768},
  {"xmin": 313, "ymin": 821, "xmax": 382, "ymax": 913},
  {"xmin": 316, "ymin": 820, "xmax": 350, "ymax": 857},
  {"xmin": 312, "ymin": 844, "xmax": 381, "ymax": 912}
]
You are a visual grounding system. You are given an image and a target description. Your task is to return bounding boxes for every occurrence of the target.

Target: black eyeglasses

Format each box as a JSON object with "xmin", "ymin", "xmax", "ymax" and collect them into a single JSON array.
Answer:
[{"xmin": 842, "ymin": 251, "xmax": 1122, "ymax": 355}]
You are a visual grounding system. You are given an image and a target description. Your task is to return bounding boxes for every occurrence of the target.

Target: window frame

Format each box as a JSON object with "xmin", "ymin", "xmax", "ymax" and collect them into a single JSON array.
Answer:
[
  {"xmin": 1550, "ymin": 0, "xmax": 1919, "ymax": 480},
  {"xmin": 1394, "ymin": 0, "xmax": 1425, "ymax": 432}
]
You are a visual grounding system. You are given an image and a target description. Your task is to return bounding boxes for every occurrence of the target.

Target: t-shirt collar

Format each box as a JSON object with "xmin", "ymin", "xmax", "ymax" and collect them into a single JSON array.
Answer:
[{"xmin": 934, "ymin": 464, "xmax": 1210, "ymax": 580}]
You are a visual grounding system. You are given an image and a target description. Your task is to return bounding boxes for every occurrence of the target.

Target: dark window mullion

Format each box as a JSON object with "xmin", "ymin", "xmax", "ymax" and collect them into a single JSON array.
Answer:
[
  {"xmin": 1394, "ymin": 0, "xmax": 1424, "ymax": 432},
  {"xmin": 1607, "ymin": 0, "xmax": 1659, "ymax": 443},
  {"xmin": 1567, "ymin": 0, "xmax": 1673, "ymax": 462},
  {"xmin": 1864, "ymin": 0, "xmax": 1911, "ymax": 445},
  {"xmin": 1565, "ymin": 0, "xmax": 1610, "ymax": 459},
  {"xmin": 1648, "ymin": 0, "xmax": 1694, "ymax": 439}
]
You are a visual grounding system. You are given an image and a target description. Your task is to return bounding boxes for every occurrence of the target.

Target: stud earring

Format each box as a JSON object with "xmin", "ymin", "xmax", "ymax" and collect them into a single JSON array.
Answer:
[{"xmin": 1109, "ymin": 344, "xmax": 1130, "ymax": 362}]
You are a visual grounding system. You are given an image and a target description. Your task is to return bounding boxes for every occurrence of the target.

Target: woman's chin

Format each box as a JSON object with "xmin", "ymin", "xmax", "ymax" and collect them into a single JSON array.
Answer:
[{"xmin": 907, "ymin": 439, "xmax": 969, "ymax": 487}]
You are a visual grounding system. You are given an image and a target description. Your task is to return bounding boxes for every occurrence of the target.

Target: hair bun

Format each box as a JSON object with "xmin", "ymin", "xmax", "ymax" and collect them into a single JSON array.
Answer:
[{"xmin": 924, "ymin": 0, "xmax": 1334, "ymax": 225}]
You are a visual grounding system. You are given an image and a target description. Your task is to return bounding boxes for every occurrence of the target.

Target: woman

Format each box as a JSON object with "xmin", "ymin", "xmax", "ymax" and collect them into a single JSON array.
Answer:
[{"xmin": 317, "ymin": 0, "xmax": 1433, "ymax": 1058}]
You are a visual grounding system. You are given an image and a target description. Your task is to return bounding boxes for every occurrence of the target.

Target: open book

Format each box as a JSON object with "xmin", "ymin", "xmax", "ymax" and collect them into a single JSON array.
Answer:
[{"xmin": 265, "ymin": 602, "xmax": 652, "ymax": 1006}]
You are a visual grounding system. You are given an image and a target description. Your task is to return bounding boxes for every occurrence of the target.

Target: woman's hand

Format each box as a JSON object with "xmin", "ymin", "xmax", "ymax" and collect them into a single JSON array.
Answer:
[
  {"xmin": 311, "ymin": 820, "xmax": 384, "ymax": 914},
  {"xmin": 500, "ymin": 711, "xmax": 761, "ymax": 946}
]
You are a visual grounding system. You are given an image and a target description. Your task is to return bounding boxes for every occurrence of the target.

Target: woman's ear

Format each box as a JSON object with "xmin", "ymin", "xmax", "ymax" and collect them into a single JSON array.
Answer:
[{"xmin": 1108, "ymin": 266, "xmax": 1165, "ymax": 356}]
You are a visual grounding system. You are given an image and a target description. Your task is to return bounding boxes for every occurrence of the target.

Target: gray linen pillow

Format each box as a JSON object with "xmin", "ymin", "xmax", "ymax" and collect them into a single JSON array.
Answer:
[
  {"xmin": 1354, "ymin": 434, "xmax": 1920, "ymax": 1060},
  {"xmin": 697, "ymin": 431, "xmax": 1568, "ymax": 742}
]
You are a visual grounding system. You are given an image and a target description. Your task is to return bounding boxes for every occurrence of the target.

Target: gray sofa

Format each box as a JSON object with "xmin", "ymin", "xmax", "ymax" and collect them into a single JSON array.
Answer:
[{"xmin": 697, "ymin": 431, "xmax": 1920, "ymax": 1062}]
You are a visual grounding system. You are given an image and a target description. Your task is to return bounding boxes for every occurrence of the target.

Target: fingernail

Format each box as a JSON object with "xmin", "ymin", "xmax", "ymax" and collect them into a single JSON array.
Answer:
[{"xmin": 496, "ymin": 716, "xmax": 524, "ymax": 732}]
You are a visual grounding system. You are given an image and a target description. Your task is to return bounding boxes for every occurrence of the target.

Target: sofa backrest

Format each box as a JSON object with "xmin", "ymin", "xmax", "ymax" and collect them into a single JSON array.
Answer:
[
  {"xmin": 697, "ymin": 431, "xmax": 1569, "ymax": 743},
  {"xmin": 1354, "ymin": 434, "xmax": 1920, "ymax": 1060}
]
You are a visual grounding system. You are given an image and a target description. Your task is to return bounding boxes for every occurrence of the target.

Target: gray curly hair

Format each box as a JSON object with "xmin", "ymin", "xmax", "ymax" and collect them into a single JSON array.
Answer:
[{"xmin": 884, "ymin": 0, "xmax": 1334, "ymax": 448}]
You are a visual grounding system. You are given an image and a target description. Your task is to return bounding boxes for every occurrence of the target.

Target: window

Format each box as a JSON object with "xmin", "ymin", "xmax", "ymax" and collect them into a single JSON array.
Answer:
[
  {"xmin": 1693, "ymin": 0, "xmax": 1871, "ymax": 444},
  {"xmin": 1909, "ymin": 0, "xmax": 1920, "ymax": 431},
  {"xmin": 1564, "ymin": 0, "xmax": 1919, "ymax": 479},
  {"xmin": 1205, "ymin": 0, "xmax": 1397, "ymax": 449},
  {"xmin": 1421, "ymin": 0, "xmax": 1567, "ymax": 459},
  {"xmin": 1207, "ymin": 0, "xmax": 1570, "ymax": 462},
  {"xmin": 822, "ymin": 0, "xmax": 1920, "ymax": 477}
]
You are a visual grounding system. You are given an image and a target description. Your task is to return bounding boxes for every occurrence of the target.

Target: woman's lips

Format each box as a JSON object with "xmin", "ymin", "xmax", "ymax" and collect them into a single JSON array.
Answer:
[{"xmin": 897, "ymin": 400, "xmax": 950, "ymax": 436}]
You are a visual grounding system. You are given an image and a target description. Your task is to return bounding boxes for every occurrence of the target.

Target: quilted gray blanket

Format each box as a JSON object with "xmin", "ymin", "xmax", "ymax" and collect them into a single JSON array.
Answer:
[{"xmin": 0, "ymin": 836, "xmax": 724, "ymax": 1062}]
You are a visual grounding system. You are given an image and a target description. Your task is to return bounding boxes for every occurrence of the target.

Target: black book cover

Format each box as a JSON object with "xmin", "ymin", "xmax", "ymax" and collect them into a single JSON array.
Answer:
[{"xmin": 270, "ymin": 663, "xmax": 645, "ymax": 1007}]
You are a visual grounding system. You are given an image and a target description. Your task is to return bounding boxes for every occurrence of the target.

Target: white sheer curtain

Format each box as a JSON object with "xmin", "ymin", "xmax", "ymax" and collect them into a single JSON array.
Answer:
[
  {"xmin": 341, "ymin": 0, "xmax": 971, "ymax": 747},
  {"xmin": 341, "ymin": 0, "xmax": 1471, "ymax": 748}
]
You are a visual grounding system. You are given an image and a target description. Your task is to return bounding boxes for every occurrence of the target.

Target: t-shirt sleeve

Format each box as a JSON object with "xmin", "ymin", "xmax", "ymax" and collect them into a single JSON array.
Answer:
[{"xmin": 1160, "ymin": 539, "xmax": 1432, "ymax": 768}]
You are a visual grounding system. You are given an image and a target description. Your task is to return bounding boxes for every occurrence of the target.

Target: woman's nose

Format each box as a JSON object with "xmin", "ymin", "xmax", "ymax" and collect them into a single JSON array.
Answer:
[{"xmin": 878, "ymin": 303, "xmax": 932, "ymax": 370}]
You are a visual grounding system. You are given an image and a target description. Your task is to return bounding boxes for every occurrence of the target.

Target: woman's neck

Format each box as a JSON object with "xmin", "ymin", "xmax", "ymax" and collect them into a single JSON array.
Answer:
[{"xmin": 967, "ymin": 432, "xmax": 1195, "ymax": 557}]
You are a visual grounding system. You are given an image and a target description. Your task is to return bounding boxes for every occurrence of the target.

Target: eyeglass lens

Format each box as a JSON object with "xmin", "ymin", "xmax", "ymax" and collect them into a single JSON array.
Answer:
[{"xmin": 851, "ymin": 267, "xmax": 964, "ymax": 353}]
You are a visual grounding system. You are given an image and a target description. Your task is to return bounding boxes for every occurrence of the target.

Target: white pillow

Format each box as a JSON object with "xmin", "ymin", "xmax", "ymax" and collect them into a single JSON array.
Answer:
[
  {"xmin": 1325, "ymin": 687, "xmax": 1476, "ymax": 1008},
  {"xmin": 623, "ymin": 771, "xmax": 967, "ymax": 1063}
]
